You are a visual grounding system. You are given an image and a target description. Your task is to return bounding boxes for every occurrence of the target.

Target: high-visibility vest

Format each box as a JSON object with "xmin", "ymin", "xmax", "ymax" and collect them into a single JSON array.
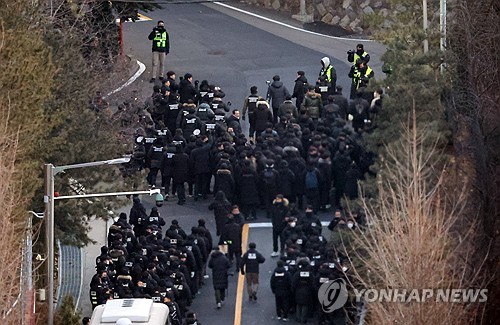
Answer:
[
  {"xmin": 321, "ymin": 65, "xmax": 334, "ymax": 83},
  {"xmin": 154, "ymin": 31, "xmax": 167, "ymax": 49},
  {"xmin": 353, "ymin": 66, "xmax": 373, "ymax": 89},
  {"xmin": 353, "ymin": 51, "xmax": 369, "ymax": 65}
]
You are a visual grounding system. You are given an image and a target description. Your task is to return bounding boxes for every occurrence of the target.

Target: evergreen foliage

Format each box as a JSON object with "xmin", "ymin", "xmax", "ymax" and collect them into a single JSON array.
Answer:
[
  {"xmin": 55, "ymin": 295, "xmax": 82, "ymax": 325},
  {"xmin": 359, "ymin": 0, "xmax": 450, "ymax": 198}
]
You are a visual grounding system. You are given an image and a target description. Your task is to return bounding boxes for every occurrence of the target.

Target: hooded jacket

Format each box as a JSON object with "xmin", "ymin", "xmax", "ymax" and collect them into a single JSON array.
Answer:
[
  {"xmin": 253, "ymin": 101, "xmax": 273, "ymax": 133},
  {"xmin": 267, "ymin": 81, "xmax": 290, "ymax": 109},
  {"xmin": 320, "ymin": 57, "xmax": 337, "ymax": 87}
]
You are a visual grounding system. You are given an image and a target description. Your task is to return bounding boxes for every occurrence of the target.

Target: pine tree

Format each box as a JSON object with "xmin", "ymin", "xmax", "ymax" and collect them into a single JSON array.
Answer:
[{"xmin": 55, "ymin": 295, "xmax": 82, "ymax": 325}]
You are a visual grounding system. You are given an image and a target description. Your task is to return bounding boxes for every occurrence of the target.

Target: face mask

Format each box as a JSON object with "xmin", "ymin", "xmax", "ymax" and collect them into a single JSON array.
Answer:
[
  {"xmin": 347, "ymin": 222, "xmax": 354, "ymax": 229},
  {"xmin": 290, "ymin": 222, "xmax": 296, "ymax": 228},
  {"xmin": 306, "ymin": 212, "xmax": 313, "ymax": 217},
  {"xmin": 342, "ymin": 266, "xmax": 348, "ymax": 272}
]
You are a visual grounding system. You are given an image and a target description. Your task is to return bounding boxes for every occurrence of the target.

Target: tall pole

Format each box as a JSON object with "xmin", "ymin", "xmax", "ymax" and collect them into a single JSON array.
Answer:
[
  {"xmin": 44, "ymin": 164, "xmax": 55, "ymax": 325},
  {"xmin": 423, "ymin": 0, "xmax": 429, "ymax": 53}
]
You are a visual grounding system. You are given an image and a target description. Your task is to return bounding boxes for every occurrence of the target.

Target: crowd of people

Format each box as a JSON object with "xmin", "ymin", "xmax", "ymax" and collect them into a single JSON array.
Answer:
[{"xmin": 88, "ymin": 29, "xmax": 382, "ymax": 323}]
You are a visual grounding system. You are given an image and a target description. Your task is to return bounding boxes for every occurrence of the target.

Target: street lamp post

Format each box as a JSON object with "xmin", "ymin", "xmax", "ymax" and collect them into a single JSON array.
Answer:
[{"xmin": 43, "ymin": 157, "xmax": 162, "ymax": 325}]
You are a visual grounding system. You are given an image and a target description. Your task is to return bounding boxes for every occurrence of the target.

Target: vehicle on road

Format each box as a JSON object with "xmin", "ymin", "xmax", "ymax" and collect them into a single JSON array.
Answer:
[{"xmin": 90, "ymin": 299, "xmax": 170, "ymax": 325}]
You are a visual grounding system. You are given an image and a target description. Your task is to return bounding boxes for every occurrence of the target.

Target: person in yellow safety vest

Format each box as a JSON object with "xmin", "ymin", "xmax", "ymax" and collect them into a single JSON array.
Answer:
[
  {"xmin": 319, "ymin": 57, "xmax": 337, "ymax": 90},
  {"xmin": 148, "ymin": 20, "xmax": 170, "ymax": 83},
  {"xmin": 347, "ymin": 43, "xmax": 370, "ymax": 66},
  {"xmin": 348, "ymin": 59, "xmax": 374, "ymax": 99}
]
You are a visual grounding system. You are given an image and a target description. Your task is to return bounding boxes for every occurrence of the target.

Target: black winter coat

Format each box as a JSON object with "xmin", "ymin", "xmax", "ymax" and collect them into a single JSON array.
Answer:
[
  {"xmin": 291, "ymin": 266, "xmax": 314, "ymax": 305},
  {"xmin": 267, "ymin": 81, "xmax": 290, "ymax": 109},
  {"xmin": 214, "ymin": 169, "xmax": 235, "ymax": 202},
  {"xmin": 278, "ymin": 168, "xmax": 295, "ymax": 199},
  {"xmin": 271, "ymin": 201, "xmax": 289, "ymax": 232},
  {"xmin": 208, "ymin": 251, "xmax": 231, "ymax": 289},
  {"xmin": 208, "ymin": 200, "xmax": 232, "ymax": 236},
  {"xmin": 236, "ymin": 167, "xmax": 260, "ymax": 205},
  {"xmin": 270, "ymin": 266, "xmax": 292, "ymax": 296},
  {"xmin": 179, "ymin": 79, "xmax": 197, "ymax": 104},
  {"xmin": 253, "ymin": 105, "xmax": 273, "ymax": 134},
  {"xmin": 172, "ymin": 152, "xmax": 189, "ymax": 183},
  {"xmin": 221, "ymin": 220, "xmax": 242, "ymax": 251},
  {"xmin": 190, "ymin": 143, "xmax": 212, "ymax": 174}
]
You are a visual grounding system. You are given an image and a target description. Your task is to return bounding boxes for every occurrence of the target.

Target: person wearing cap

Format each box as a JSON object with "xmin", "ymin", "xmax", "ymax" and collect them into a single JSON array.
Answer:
[
  {"xmin": 240, "ymin": 242, "xmax": 266, "ymax": 302},
  {"xmin": 148, "ymin": 20, "xmax": 170, "ymax": 83},
  {"xmin": 292, "ymin": 70, "xmax": 308, "ymax": 109}
]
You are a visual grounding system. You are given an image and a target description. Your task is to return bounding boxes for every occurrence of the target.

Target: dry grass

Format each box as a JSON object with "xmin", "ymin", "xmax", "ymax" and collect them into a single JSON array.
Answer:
[
  {"xmin": 0, "ymin": 109, "xmax": 25, "ymax": 322},
  {"xmin": 345, "ymin": 111, "xmax": 485, "ymax": 324}
]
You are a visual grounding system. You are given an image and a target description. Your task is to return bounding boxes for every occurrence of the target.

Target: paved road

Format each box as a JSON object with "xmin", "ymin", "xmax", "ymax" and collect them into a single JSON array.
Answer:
[{"xmin": 80, "ymin": 2, "xmax": 383, "ymax": 323}]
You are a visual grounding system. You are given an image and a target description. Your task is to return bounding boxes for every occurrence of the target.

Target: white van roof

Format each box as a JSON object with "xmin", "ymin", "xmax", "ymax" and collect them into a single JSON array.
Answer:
[{"xmin": 90, "ymin": 299, "xmax": 170, "ymax": 325}]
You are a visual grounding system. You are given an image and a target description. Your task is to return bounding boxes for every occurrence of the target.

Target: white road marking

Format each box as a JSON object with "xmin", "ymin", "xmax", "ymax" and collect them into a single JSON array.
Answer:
[
  {"xmin": 104, "ymin": 59, "xmax": 146, "ymax": 99},
  {"xmin": 213, "ymin": 1, "xmax": 373, "ymax": 42}
]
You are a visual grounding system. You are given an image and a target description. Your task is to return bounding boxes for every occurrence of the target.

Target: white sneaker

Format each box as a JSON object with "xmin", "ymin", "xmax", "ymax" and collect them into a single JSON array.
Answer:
[
  {"xmin": 271, "ymin": 251, "xmax": 279, "ymax": 257},
  {"xmin": 217, "ymin": 302, "xmax": 221, "ymax": 309},
  {"xmin": 277, "ymin": 316, "xmax": 282, "ymax": 320},
  {"xmin": 282, "ymin": 318, "xmax": 288, "ymax": 322},
  {"xmin": 204, "ymin": 275, "xmax": 209, "ymax": 279}
]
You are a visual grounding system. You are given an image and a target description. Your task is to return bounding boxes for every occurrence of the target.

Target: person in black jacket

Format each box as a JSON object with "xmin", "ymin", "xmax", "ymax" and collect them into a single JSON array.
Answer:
[
  {"xmin": 292, "ymin": 70, "xmax": 308, "ymax": 109},
  {"xmin": 236, "ymin": 160, "xmax": 259, "ymax": 221},
  {"xmin": 208, "ymin": 248, "xmax": 231, "ymax": 309},
  {"xmin": 291, "ymin": 260, "xmax": 314, "ymax": 323},
  {"xmin": 277, "ymin": 160, "xmax": 295, "ymax": 201},
  {"xmin": 172, "ymin": 145, "xmax": 189, "ymax": 205},
  {"xmin": 208, "ymin": 191, "xmax": 232, "ymax": 236},
  {"xmin": 266, "ymin": 75, "xmax": 290, "ymax": 124},
  {"xmin": 147, "ymin": 139, "xmax": 165, "ymax": 187},
  {"xmin": 214, "ymin": 163, "xmax": 235, "ymax": 203},
  {"xmin": 179, "ymin": 73, "xmax": 198, "ymax": 104},
  {"xmin": 270, "ymin": 195, "xmax": 289, "ymax": 257},
  {"xmin": 129, "ymin": 197, "xmax": 148, "ymax": 237},
  {"xmin": 220, "ymin": 215, "xmax": 242, "ymax": 269},
  {"xmin": 240, "ymin": 242, "xmax": 266, "ymax": 301},
  {"xmin": 270, "ymin": 260, "xmax": 292, "ymax": 321},
  {"xmin": 189, "ymin": 136, "xmax": 212, "ymax": 200}
]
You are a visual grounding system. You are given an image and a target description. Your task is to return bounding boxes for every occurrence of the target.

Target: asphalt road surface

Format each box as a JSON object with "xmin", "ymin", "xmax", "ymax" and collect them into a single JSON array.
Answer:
[{"xmin": 80, "ymin": 2, "xmax": 383, "ymax": 323}]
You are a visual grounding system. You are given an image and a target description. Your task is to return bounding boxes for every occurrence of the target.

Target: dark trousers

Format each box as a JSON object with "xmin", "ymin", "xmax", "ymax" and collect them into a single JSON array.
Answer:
[
  {"xmin": 272, "ymin": 228, "xmax": 284, "ymax": 253},
  {"xmin": 195, "ymin": 173, "xmax": 211, "ymax": 198},
  {"xmin": 305, "ymin": 188, "xmax": 320, "ymax": 214},
  {"xmin": 215, "ymin": 288, "xmax": 226, "ymax": 303},
  {"xmin": 272, "ymin": 106, "xmax": 279, "ymax": 124},
  {"xmin": 175, "ymin": 182, "xmax": 186, "ymax": 202},
  {"xmin": 296, "ymin": 303, "xmax": 309, "ymax": 323},
  {"xmin": 275, "ymin": 295, "xmax": 290, "ymax": 318},
  {"xmin": 147, "ymin": 167, "xmax": 160, "ymax": 186},
  {"xmin": 161, "ymin": 175, "xmax": 174, "ymax": 194},
  {"xmin": 227, "ymin": 245, "xmax": 241, "ymax": 268}
]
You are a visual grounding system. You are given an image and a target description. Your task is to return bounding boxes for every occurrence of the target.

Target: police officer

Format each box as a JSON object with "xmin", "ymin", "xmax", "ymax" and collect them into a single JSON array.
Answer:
[
  {"xmin": 242, "ymin": 86, "xmax": 263, "ymax": 139},
  {"xmin": 347, "ymin": 43, "xmax": 370, "ymax": 66},
  {"xmin": 319, "ymin": 57, "xmax": 337, "ymax": 91},
  {"xmin": 348, "ymin": 59, "xmax": 374, "ymax": 99},
  {"xmin": 148, "ymin": 20, "xmax": 170, "ymax": 83}
]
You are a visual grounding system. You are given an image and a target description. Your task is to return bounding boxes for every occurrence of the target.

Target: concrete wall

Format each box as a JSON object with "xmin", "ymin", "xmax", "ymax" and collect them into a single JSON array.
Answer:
[{"xmin": 244, "ymin": 0, "xmax": 394, "ymax": 33}]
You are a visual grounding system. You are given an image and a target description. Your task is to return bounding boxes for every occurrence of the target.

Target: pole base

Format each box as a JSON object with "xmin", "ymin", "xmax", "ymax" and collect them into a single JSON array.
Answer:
[{"xmin": 292, "ymin": 14, "xmax": 314, "ymax": 23}]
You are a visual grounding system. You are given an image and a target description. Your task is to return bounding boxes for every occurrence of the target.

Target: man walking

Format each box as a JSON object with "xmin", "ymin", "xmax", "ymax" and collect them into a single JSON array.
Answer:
[
  {"xmin": 267, "ymin": 75, "xmax": 290, "ymax": 124},
  {"xmin": 208, "ymin": 247, "xmax": 231, "ymax": 309},
  {"xmin": 148, "ymin": 20, "xmax": 170, "ymax": 83},
  {"xmin": 240, "ymin": 242, "xmax": 266, "ymax": 302}
]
